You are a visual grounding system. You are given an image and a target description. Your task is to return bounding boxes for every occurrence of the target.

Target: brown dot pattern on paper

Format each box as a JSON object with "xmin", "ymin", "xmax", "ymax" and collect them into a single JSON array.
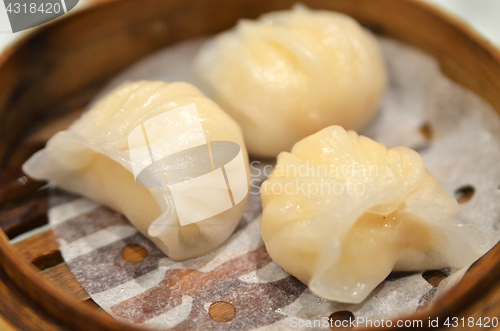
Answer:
[
  {"xmin": 209, "ymin": 301, "xmax": 236, "ymax": 322},
  {"xmin": 122, "ymin": 244, "xmax": 148, "ymax": 263}
]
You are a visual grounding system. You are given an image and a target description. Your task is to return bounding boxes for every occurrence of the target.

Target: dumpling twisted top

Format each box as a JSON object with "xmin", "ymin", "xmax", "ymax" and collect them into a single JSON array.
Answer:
[
  {"xmin": 24, "ymin": 81, "xmax": 250, "ymax": 261},
  {"xmin": 195, "ymin": 5, "xmax": 387, "ymax": 157},
  {"xmin": 261, "ymin": 126, "xmax": 488, "ymax": 303}
]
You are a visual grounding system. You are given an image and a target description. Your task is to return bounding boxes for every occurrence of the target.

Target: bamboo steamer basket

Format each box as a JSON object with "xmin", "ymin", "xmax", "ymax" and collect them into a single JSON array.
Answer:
[{"xmin": 1, "ymin": 0, "xmax": 500, "ymax": 330}]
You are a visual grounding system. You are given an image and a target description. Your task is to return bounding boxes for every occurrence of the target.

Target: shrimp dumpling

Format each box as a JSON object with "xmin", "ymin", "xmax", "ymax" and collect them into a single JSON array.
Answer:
[
  {"xmin": 260, "ymin": 126, "xmax": 488, "ymax": 304},
  {"xmin": 195, "ymin": 5, "xmax": 387, "ymax": 157},
  {"xmin": 23, "ymin": 81, "xmax": 250, "ymax": 261}
]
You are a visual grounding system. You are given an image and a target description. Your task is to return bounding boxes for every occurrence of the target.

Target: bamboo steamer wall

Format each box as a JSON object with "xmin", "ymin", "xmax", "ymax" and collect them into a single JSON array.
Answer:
[{"xmin": 1, "ymin": 0, "xmax": 500, "ymax": 330}]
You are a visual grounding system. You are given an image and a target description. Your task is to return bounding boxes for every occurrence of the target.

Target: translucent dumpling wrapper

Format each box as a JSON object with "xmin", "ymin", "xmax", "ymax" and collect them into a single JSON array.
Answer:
[
  {"xmin": 23, "ymin": 81, "xmax": 250, "ymax": 261},
  {"xmin": 195, "ymin": 5, "xmax": 387, "ymax": 157},
  {"xmin": 260, "ymin": 126, "xmax": 489, "ymax": 304}
]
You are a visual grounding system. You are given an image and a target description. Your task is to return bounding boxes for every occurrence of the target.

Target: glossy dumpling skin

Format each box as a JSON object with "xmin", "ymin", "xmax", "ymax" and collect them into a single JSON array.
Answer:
[
  {"xmin": 195, "ymin": 5, "xmax": 387, "ymax": 157},
  {"xmin": 260, "ymin": 126, "xmax": 488, "ymax": 304},
  {"xmin": 23, "ymin": 81, "xmax": 250, "ymax": 261}
]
